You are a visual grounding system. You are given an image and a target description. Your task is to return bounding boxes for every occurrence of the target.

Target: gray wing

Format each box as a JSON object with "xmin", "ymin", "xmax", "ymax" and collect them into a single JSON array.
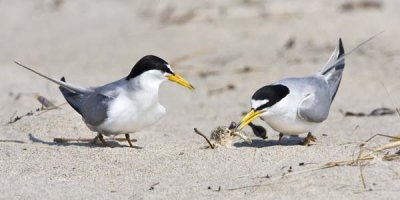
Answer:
[
  {"xmin": 298, "ymin": 92, "xmax": 331, "ymax": 123},
  {"xmin": 278, "ymin": 76, "xmax": 331, "ymax": 123},
  {"xmin": 59, "ymin": 77, "xmax": 120, "ymax": 126},
  {"xmin": 79, "ymin": 92, "xmax": 114, "ymax": 126},
  {"xmin": 296, "ymin": 77, "xmax": 332, "ymax": 123},
  {"xmin": 79, "ymin": 79, "xmax": 125, "ymax": 126}
]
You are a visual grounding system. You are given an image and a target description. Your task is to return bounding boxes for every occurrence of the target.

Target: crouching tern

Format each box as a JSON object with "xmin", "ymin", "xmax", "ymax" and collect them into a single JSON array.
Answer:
[
  {"xmin": 15, "ymin": 55, "xmax": 194, "ymax": 147},
  {"xmin": 238, "ymin": 34, "xmax": 380, "ymax": 145}
]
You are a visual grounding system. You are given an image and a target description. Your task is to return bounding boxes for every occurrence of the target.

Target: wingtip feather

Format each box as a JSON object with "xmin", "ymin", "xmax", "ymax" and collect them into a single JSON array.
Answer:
[{"xmin": 338, "ymin": 38, "xmax": 344, "ymax": 56}]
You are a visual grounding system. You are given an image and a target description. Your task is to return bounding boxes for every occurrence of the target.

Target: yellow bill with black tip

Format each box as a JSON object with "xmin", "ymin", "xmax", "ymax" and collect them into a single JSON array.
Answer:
[
  {"xmin": 167, "ymin": 74, "xmax": 195, "ymax": 90},
  {"xmin": 238, "ymin": 109, "xmax": 264, "ymax": 130}
]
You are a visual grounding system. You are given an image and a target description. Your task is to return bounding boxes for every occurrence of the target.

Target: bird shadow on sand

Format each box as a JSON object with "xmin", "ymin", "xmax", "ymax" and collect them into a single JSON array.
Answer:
[
  {"xmin": 28, "ymin": 133, "xmax": 143, "ymax": 149},
  {"xmin": 234, "ymin": 136, "xmax": 304, "ymax": 148}
]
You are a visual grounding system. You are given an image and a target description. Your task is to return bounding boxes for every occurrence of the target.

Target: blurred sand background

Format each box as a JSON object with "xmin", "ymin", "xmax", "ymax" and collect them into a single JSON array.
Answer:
[{"xmin": 1, "ymin": 0, "xmax": 400, "ymax": 199}]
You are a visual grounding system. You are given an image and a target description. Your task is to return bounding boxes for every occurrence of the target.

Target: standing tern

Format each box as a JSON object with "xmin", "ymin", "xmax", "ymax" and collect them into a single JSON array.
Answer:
[
  {"xmin": 15, "ymin": 55, "xmax": 194, "ymax": 147},
  {"xmin": 238, "ymin": 34, "xmax": 380, "ymax": 145}
]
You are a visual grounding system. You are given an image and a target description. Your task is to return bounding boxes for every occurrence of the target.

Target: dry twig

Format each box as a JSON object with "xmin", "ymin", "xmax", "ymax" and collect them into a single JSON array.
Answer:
[
  {"xmin": 227, "ymin": 134, "xmax": 400, "ymax": 191},
  {"xmin": 36, "ymin": 102, "xmax": 68, "ymax": 116},
  {"xmin": 194, "ymin": 128, "xmax": 214, "ymax": 149}
]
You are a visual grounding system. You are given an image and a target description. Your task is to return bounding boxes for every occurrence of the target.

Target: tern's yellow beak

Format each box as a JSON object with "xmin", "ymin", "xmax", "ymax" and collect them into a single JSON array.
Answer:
[
  {"xmin": 238, "ymin": 109, "xmax": 264, "ymax": 130},
  {"xmin": 167, "ymin": 74, "xmax": 195, "ymax": 90}
]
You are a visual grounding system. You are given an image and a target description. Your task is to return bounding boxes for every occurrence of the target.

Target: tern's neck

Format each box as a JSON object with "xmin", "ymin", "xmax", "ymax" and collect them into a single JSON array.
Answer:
[{"xmin": 128, "ymin": 71, "xmax": 165, "ymax": 94}]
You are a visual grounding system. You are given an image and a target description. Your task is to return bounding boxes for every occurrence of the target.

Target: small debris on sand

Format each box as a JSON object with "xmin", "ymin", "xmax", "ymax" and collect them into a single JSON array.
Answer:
[
  {"xmin": 35, "ymin": 94, "xmax": 58, "ymax": 110},
  {"xmin": 236, "ymin": 66, "xmax": 253, "ymax": 74},
  {"xmin": 149, "ymin": 182, "xmax": 160, "ymax": 190},
  {"xmin": 208, "ymin": 84, "xmax": 236, "ymax": 95},
  {"xmin": 284, "ymin": 37, "xmax": 296, "ymax": 49},
  {"xmin": 339, "ymin": 107, "xmax": 396, "ymax": 117},
  {"xmin": 340, "ymin": 1, "xmax": 382, "ymax": 12}
]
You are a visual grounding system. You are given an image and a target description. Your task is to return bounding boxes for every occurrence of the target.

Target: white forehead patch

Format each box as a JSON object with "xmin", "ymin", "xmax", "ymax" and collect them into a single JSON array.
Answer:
[{"xmin": 251, "ymin": 99, "xmax": 269, "ymax": 109}]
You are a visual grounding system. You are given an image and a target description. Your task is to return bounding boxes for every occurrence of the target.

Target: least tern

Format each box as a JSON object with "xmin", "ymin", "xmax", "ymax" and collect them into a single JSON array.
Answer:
[
  {"xmin": 15, "ymin": 55, "xmax": 194, "ymax": 147},
  {"xmin": 239, "ymin": 34, "xmax": 380, "ymax": 145}
]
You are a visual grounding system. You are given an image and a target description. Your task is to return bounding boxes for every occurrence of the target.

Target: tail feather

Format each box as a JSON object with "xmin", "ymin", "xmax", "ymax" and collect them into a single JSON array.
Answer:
[
  {"xmin": 321, "ymin": 39, "xmax": 345, "ymax": 101},
  {"xmin": 320, "ymin": 31, "xmax": 383, "ymax": 76},
  {"xmin": 320, "ymin": 32, "xmax": 382, "ymax": 101},
  {"xmin": 14, "ymin": 61, "xmax": 94, "ymax": 93},
  {"xmin": 59, "ymin": 77, "xmax": 85, "ymax": 115},
  {"xmin": 321, "ymin": 38, "xmax": 345, "ymax": 75}
]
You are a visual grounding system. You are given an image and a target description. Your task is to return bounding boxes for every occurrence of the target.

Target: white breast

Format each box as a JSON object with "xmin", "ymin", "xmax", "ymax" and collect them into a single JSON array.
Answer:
[
  {"xmin": 262, "ymin": 115, "xmax": 319, "ymax": 135},
  {"xmin": 261, "ymin": 91, "xmax": 319, "ymax": 135},
  {"xmin": 98, "ymin": 92, "xmax": 166, "ymax": 136},
  {"xmin": 96, "ymin": 71, "xmax": 167, "ymax": 136}
]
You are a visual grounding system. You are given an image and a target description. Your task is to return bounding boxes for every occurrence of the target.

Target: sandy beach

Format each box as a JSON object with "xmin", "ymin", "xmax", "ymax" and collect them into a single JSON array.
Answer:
[{"xmin": 1, "ymin": 0, "xmax": 400, "ymax": 199}]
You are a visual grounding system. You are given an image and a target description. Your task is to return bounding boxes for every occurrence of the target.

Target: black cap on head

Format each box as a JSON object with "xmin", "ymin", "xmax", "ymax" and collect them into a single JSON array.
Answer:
[
  {"xmin": 127, "ymin": 55, "xmax": 174, "ymax": 80},
  {"xmin": 252, "ymin": 84, "xmax": 289, "ymax": 110}
]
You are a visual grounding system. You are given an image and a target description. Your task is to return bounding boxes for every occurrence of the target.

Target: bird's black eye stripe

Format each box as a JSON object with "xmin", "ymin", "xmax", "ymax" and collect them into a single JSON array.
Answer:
[{"xmin": 166, "ymin": 68, "xmax": 174, "ymax": 75}]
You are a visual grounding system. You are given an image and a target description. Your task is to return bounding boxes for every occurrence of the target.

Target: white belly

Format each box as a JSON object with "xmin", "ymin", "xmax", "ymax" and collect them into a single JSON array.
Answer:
[
  {"xmin": 95, "ymin": 94, "xmax": 166, "ymax": 136},
  {"xmin": 261, "ymin": 115, "xmax": 319, "ymax": 135}
]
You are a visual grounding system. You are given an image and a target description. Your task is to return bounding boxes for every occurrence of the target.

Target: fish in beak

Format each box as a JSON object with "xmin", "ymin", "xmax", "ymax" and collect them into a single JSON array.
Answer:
[{"xmin": 167, "ymin": 74, "xmax": 195, "ymax": 90}]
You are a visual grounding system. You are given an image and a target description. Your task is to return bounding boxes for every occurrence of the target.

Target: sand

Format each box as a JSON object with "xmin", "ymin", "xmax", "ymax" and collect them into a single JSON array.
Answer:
[{"xmin": 1, "ymin": 0, "xmax": 400, "ymax": 199}]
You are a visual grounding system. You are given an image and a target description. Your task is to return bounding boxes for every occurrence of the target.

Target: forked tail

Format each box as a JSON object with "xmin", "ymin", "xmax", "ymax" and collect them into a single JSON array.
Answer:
[
  {"xmin": 320, "ymin": 32, "xmax": 382, "ymax": 101},
  {"xmin": 320, "ymin": 38, "xmax": 345, "ymax": 101}
]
